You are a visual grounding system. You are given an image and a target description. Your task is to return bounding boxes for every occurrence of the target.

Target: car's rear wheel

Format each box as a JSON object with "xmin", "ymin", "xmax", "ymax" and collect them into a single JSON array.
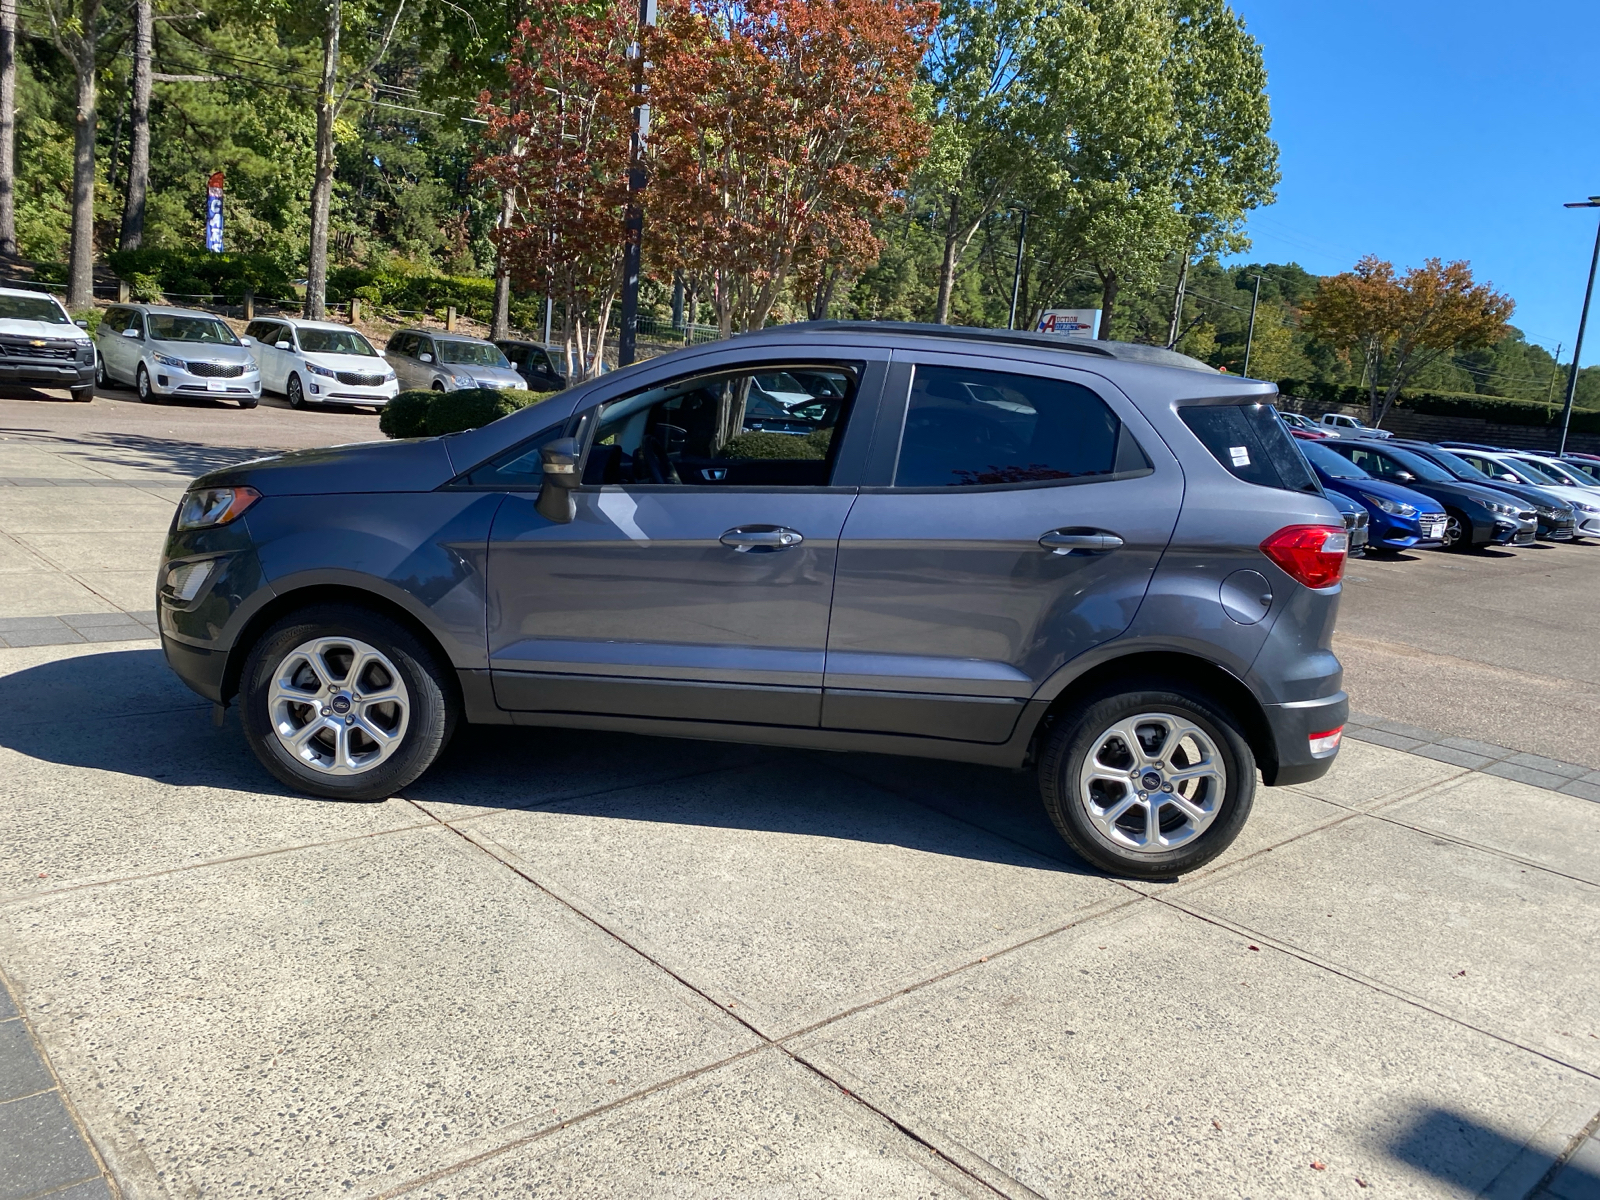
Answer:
[
  {"xmin": 240, "ymin": 605, "xmax": 457, "ymax": 800},
  {"xmin": 1038, "ymin": 686, "xmax": 1255, "ymax": 879}
]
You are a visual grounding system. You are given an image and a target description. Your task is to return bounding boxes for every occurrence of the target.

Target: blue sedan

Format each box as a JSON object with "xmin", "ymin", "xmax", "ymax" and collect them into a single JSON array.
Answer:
[{"xmin": 1295, "ymin": 434, "xmax": 1447, "ymax": 550}]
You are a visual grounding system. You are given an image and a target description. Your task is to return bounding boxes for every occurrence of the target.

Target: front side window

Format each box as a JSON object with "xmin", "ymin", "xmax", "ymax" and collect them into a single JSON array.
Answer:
[
  {"xmin": 584, "ymin": 363, "xmax": 858, "ymax": 488},
  {"xmin": 1180, "ymin": 402, "xmax": 1319, "ymax": 493},
  {"xmin": 436, "ymin": 340, "xmax": 509, "ymax": 368},
  {"xmin": 894, "ymin": 364, "xmax": 1145, "ymax": 488},
  {"xmin": 1300, "ymin": 437, "xmax": 1371, "ymax": 480},
  {"xmin": 299, "ymin": 328, "xmax": 376, "ymax": 356},
  {"xmin": 147, "ymin": 315, "xmax": 239, "ymax": 345}
]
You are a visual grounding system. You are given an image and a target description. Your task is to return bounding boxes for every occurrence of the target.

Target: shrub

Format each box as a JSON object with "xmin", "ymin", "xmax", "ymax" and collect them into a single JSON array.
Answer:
[
  {"xmin": 378, "ymin": 390, "xmax": 432, "ymax": 439},
  {"xmin": 71, "ymin": 308, "xmax": 102, "ymax": 335},
  {"xmin": 106, "ymin": 248, "xmax": 294, "ymax": 306},
  {"xmin": 717, "ymin": 428, "xmax": 831, "ymax": 460},
  {"xmin": 422, "ymin": 387, "xmax": 538, "ymax": 436},
  {"xmin": 126, "ymin": 272, "xmax": 164, "ymax": 302}
]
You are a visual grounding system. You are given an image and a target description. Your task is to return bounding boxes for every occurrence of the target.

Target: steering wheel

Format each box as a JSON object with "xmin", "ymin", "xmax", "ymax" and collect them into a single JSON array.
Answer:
[{"xmin": 637, "ymin": 430, "xmax": 681, "ymax": 484}]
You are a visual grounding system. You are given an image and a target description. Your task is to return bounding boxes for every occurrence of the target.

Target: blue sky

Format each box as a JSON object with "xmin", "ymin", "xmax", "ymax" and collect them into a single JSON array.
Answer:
[{"xmin": 1227, "ymin": 0, "xmax": 1600, "ymax": 367}]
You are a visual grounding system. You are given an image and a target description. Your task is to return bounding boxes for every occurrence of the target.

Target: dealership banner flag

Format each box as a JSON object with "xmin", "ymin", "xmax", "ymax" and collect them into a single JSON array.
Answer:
[{"xmin": 205, "ymin": 172, "xmax": 225, "ymax": 252}]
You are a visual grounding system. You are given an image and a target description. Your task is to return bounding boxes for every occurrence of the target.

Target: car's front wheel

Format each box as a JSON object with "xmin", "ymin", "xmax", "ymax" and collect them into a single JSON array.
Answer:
[
  {"xmin": 1038, "ymin": 685, "xmax": 1255, "ymax": 879},
  {"xmin": 94, "ymin": 356, "xmax": 112, "ymax": 389},
  {"xmin": 286, "ymin": 373, "xmax": 307, "ymax": 409},
  {"xmin": 1440, "ymin": 510, "xmax": 1473, "ymax": 552},
  {"xmin": 136, "ymin": 364, "xmax": 155, "ymax": 402},
  {"xmin": 240, "ymin": 605, "xmax": 457, "ymax": 800}
]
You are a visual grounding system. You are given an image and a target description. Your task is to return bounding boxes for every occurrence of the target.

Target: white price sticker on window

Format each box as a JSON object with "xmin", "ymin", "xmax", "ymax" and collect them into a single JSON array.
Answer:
[{"xmin": 1229, "ymin": 445, "xmax": 1251, "ymax": 467}]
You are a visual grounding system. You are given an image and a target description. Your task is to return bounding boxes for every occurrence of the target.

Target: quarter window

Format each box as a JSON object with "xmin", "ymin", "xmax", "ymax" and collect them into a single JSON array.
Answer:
[
  {"xmin": 1180, "ymin": 402, "xmax": 1320, "ymax": 494},
  {"xmin": 893, "ymin": 364, "xmax": 1146, "ymax": 488}
]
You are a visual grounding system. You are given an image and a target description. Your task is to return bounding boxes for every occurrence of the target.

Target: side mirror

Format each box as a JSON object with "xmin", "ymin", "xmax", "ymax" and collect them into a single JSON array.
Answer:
[
  {"xmin": 1394, "ymin": 471, "xmax": 1415, "ymax": 482},
  {"xmin": 535, "ymin": 437, "xmax": 580, "ymax": 524},
  {"xmin": 121, "ymin": 326, "xmax": 140, "ymax": 338},
  {"xmin": 239, "ymin": 335, "xmax": 253, "ymax": 346},
  {"xmin": 1500, "ymin": 473, "xmax": 1517, "ymax": 482},
  {"xmin": 419, "ymin": 352, "xmax": 434, "ymax": 364},
  {"xmin": 275, "ymin": 341, "xmax": 291, "ymax": 350},
  {"xmin": 75, "ymin": 319, "xmax": 89, "ymax": 329}
]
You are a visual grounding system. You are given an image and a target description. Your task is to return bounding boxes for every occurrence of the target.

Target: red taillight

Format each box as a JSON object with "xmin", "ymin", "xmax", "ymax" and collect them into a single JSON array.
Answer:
[
  {"xmin": 1308, "ymin": 727, "xmax": 1343, "ymax": 755},
  {"xmin": 1260, "ymin": 524, "xmax": 1347, "ymax": 589}
]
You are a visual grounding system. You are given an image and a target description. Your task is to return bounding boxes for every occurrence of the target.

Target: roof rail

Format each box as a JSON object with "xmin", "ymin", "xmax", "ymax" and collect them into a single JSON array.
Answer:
[{"xmin": 794, "ymin": 320, "xmax": 1117, "ymax": 358}]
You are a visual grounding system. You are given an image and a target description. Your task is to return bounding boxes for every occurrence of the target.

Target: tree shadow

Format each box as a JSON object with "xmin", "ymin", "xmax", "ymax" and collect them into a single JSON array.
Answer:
[
  {"xmin": 0, "ymin": 428, "xmax": 301, "ymax": 477},
  {"xmin": 0, "ymin": 648, "xmax": 1084, "ymax": 875},
  {"xmin": 1387, "ymin": 1105, "xmax": 1595, "ymax": 1197}
]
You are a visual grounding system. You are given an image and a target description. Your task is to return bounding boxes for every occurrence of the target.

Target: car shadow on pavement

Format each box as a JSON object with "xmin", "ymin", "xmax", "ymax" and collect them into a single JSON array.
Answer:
[
  {"xmin": 1, "ymin": 648, "xmax": 1083, "ymax": 873},
  {"xmin": 1387, "ymin": 1105, "xmax": 1596, "ymax": 1197}
]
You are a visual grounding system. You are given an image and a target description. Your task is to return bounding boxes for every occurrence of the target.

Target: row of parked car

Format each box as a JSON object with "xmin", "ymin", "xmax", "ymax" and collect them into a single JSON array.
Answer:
[
  {"xmin": 85, "ymin": 296, "xmax": 567, "ymax": 409},
  {"xmin": 1278, "ymin": 410, "xmax": 1600, "ymax": 555}
]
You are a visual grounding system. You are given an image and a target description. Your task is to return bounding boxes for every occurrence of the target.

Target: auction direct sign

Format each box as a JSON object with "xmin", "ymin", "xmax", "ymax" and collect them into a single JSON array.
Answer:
[
  {"xmin": 205, "ymin": 172, "xmax": 225, "ymax": 253},
  {"xmin": 1036, "ymin": 309, "xmax": 1100, "ymax": 338}
]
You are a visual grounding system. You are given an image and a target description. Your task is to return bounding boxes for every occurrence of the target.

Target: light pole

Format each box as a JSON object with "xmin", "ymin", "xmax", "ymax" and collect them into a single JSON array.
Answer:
[
  {"xmin": 1242, "ymin": 272, "xmax": 1264, "ymax": 378},
  {"xmin": 1007, "ymin": 207, "xmax": 1029, "ymax": 330},
  {"xmin": 617, "ymin": 0, "xmax": 656, "ymax": 369},
  {"xmin": 1558, "ymin": 197, "xmax": 1600, "ymax": 455}
]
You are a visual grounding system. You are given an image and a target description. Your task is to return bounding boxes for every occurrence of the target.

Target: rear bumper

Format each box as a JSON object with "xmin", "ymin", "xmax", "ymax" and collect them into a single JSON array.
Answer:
[{"xmin": 1260, "ymin": 691, "xmax": 1349, "ymax": 786}]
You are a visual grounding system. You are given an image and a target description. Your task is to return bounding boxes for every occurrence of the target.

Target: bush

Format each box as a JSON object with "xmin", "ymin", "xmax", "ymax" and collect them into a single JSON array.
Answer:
[
  {"xmin": 126, "ymin": 272, "xmax": 164, "ymax": 302},
  {"xmin": 1276, "ymin": 380, "xmax": 1600, "ymax": 434},
  {"xmin": 717, "ymin": 428, "xmax": 831, "ymax": 460},
  {"xmin": 379, "ymin": 390, "xmax": 432, "ymax": 439},
  {"xmin": 327, "ymin": 259, "xmax": 498, "ymax": 322},
  {"xmin": 71, "ymin": 308, "xmax": 102, "ymax": 335},
  {"xmin": 422, "ymin": 388, "xmax": 538, "ymax": 437},
  {"xmin": 106, "ymin": 248, "xmax": 294, "ymax": 306}
]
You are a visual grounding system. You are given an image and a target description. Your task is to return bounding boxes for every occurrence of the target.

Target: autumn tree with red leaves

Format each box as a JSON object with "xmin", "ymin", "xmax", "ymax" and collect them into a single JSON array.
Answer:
[{"xmin": 649, "ymin": 0, "xmax": 936, "ymax": 335}]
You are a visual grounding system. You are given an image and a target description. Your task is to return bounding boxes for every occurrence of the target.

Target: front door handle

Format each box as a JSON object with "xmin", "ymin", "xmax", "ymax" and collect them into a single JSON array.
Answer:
[
  {"xmin": 1039, "ymin": 530, "xmax": 1124, "ymax": 555},
  {"xmin": 720, "ymin": 525, "xmax": 805, "ymax": 553}
]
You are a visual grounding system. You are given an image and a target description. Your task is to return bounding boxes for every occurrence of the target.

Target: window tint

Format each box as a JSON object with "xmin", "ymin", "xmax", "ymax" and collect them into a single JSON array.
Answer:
[
  {"xmin": 0, "ymin": 293, "xmax": 70, "ymax": 324},
  {"xmin": 1299, "ymin": 437, "xmax": 1370, "ymax": 479},
  {"xmin": 894, "ymin": 365, "xmax": 1145, "ymax": 488},
  {"xmin": 463, "ymin": 423, "xmax": 570, "ymax": 487},
  {"xmin": 299, "ymin": 327, "xmax": 376, "ymax": 356},
  {"xmin": 436, "ymin": 339, "xmax": 509, "ymax": 367},
  {"xmin": 146, "ymin": 314, "xmax": 239, "ymax": 344},
  {"xmin": 584, "ymin": 363, "xmax": 858, "ymax": 488},
  {"xmin": 1180, "ymin": 403, "xmax": 1320, "ymax": 493}
]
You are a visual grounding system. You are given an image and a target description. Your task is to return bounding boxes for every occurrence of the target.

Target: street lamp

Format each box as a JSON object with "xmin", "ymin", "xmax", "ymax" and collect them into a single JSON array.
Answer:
[
  {"xmin": 1007, "ymin": 207, "xmax": 1029, "ymax": 330},
  {"xmin": 1242, "ymin": 272, "xmax": 1264, "ymax": 378},
  {"xmin": 1558, "ymin": 196, "xmax": 1600, "ymax": 456}
]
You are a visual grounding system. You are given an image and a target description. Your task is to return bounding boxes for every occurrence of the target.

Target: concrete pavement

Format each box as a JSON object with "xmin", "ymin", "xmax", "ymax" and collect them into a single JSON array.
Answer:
[{"xmin": 2, "ymin": 388, "xmax": 1598, "ymax": 1198}]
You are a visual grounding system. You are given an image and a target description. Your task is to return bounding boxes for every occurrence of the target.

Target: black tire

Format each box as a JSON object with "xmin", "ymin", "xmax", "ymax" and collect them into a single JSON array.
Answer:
[
  {"xmin": 1440, "ymin": 510, "xmax": 1474, "ymax": 552},
  {"xmin": 431, "ymin": 381, "xmax": 446, "ymax": 392},
  {"xmin": 286, "ymin": 373, "xmax": 307, "ymax": 409},
  {"xmin": 70, "ymin": 385, "xmax": 94, "ymax": 403},
  {"xmin": 238, "ymin": 395, "xmax": 259, "ymax": 409},
  {"xmin": 1038, "ymin": 684, "xmax": 1256, "ymax": 879},
  {"xmin": 239, "ymin": 604, "xmax": 458, "ymax": 801},
  {"xmin": 94, "ymin": 356, "xmax": 112, "ymax": 389},
  {"xmin": 136, "ymin": 364, "xmax": 155, "ymax": 402}
]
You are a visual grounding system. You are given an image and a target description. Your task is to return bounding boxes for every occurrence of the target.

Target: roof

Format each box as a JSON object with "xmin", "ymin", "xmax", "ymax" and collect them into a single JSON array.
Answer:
[
  {"xmin": 119, "ymin": 304, "xmax": 232, "ymax": 317},
  {"xmin": 276, "ymin": 317, "xmax": 359, "ymax": 332},
  {"xmin": 395, "ymin": 327, "xmax": 494, "ymax": 343},
  {"xmin": 0, "ymin": 285, "xmax": 67, "ymax": 302},
  {"xmin": 753, "ymin": 321, "xmax": 1222, "ymax": 375}
]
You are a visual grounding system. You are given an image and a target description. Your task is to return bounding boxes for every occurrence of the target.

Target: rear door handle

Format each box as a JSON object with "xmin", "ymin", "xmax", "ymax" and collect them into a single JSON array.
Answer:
[
  {"xmin": 1039, "ymin": 530, "xmax": 1124, "ymax": 555},
  {"xmin": 720, "ymin": 525, "xmax": 805, "ymax": 552}
]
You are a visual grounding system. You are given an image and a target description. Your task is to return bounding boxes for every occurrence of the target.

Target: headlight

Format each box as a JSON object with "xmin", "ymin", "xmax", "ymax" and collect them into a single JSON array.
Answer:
[
  {"xmin": 306, "ymin": 362, "xmax": 337, "ymax": 378},
  {"xmin": 1366, "ymin": 494, "xmax": 1417, "ymax": 517},
  {"xmin": 175, "ymin": 486, "xmax": 261, "ymax": 531},
  {"xmin": 1485, "ymin": 499, "xmax": 1523, "ymax": 517},
  {"xmin": 1572, "ymin": 502, "xmax": 1600, "ymax": 514},
  {"xmin": 382, "ymin": 369, "xmax": 397, "ymax": 382},
  {"xmin": 153, "ymin": 352, "xmax": 186, "ymax": 369},
  {"xmin": 452, "ymin": 373, "xmax": 476, "ymax": 388}
]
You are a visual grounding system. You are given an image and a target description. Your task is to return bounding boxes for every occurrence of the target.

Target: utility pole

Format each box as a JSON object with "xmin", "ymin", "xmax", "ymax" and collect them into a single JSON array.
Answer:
[
  {"xmin": 617, "ymin": 0, "xmax": 656, "ymax": 369},
  {"xmin": 1546, "ymin": 343, "xmax": 1562, "ymax": 404},
  {"xmin": 1242, "ymin": 273, "xmax": 1264, "ymax": 378},
  {"xmin": 1166, "ymin": 250, "xmax": 1191, "ymax": 349},
  {"xmin": 1558, "ymin": 197, "xmax": 1600, "ymax": 456},
  {"xmin": 1007, "ymin": 207, "xmax": 1029, "ymax": 330}
]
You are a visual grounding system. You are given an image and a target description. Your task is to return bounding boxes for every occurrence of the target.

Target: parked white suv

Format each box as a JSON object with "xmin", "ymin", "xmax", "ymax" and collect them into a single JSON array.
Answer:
[
  {"xmin": 1319, "ymin": 412, "xmax": 1393, "ymax": 439},
  {"xmin": 243, "ymin": 318, "xmax": 398, "ymax": 411},
  {"xmin": 0, "ymin": 286, "xmax": 96, "ymax": 402},
  {"xmin": 95, "ymin": 304, "xmax": 261, "ymax": 408}
]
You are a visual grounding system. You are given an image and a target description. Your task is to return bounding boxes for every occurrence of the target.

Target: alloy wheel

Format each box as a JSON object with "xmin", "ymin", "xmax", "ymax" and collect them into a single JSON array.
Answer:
[
  {"xmin": 287, "ymin": 374, "xmax": 305, "ymax": 408},
  {"xmin": 1443, "ymin": 515, "xmax": 1464, "ymax": 548},
  {"xmin": 1077, "ymin": 712, "xmax": 1226, "ymax": 853},
  {"xmin": 136, "ymin": 365, "xmax": 152, "ymax": 401},
  {"xmin": 267, "ymin": 636, "xmax": 410, "ymax": 775}
]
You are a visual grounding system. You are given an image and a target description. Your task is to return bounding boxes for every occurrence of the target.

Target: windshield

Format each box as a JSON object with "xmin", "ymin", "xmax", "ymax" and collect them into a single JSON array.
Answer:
[
  {"xmin": 1503, "ymin": 458, "xmax": 1560, "ymax": 484},
  {"xmin": 1520, "ymin": 458, "xmax": 1589, "ymax": 487},
  {"xmin": 1384, "ymin": 446, "xmax": 1455, "ymax": 483},
  {"xmin": 0, "ymin": 294, "xmax": 70, "ymax": 324},
  {"xmin": 298, "ymin": 328, "xmax": 377, "ymax": 357},
  {"xmin": 1300, "ymin": 437, "xmax": 1372, "ymax": 479},
  {"xmin": 436, "ymin": 340, "xmax": 509, "ymax": 368},
  {"xmin": 1424, "ymin": 448, "xmax": 1484, "ymax": 479},
  {"xmin": 147, "ymin": 315, "xmax": 240, "ymax": 345},
  {"xmin": 1561, "ymin": 459, "xmax": 1600, "ymax": 485}
]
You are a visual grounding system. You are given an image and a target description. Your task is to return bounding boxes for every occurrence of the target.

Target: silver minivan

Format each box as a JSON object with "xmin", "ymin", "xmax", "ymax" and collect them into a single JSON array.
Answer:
[
  {"xmin": 95, "ymin": 304, "xmax": 261, "ymax": 407},
  {"xmin": 383, "ymin": 328, "xmax": 527, "ymax": 393}
]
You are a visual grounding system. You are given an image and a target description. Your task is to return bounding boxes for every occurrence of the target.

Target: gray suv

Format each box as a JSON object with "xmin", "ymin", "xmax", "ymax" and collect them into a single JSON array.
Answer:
[{"xmin": 157, "ymin": 323, "xmax": 1348, "ymax": 878}]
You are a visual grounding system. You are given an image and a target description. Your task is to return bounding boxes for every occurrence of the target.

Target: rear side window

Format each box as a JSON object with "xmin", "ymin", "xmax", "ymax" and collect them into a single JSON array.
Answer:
[
  {"xmin": 894, "ymin": 364, "xmax": 1149, "ymax": 488},
  {"xmin": 1180, "ymin": 403, "xmax": 1319, "ymax": 494}
]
